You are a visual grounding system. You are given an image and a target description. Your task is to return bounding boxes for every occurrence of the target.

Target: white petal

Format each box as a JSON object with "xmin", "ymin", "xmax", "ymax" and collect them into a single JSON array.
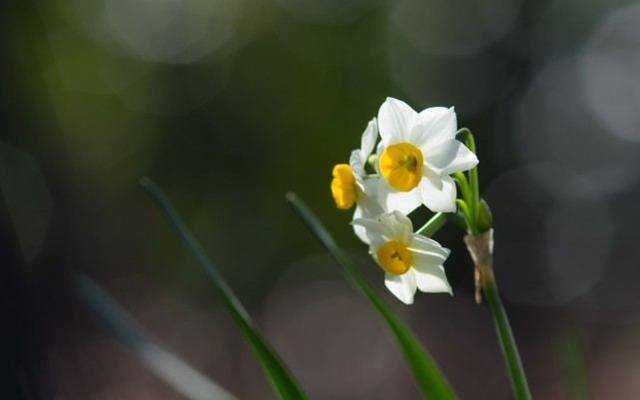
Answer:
[
  {"xmin": 423, "ymin": 167, "xmax": 443, "ymax": 190},
  {"xmin": 358, "ymin": 177, "xmax": 378, "ymax": 198},
  {"xmin": 409, "ymin": 235, "xmax": 451, "ymax": 260},
  {"xmin": 413, "ymin": 264, "xmax": 452, "ymax": 295},
  {"xmin": 410, "ymin": 106, "xmax": 457, "ymax": 149},
  {"xmin": 378, "ymin": 97, "xmax": 417, "ymax": 144},
  {"xmin": 352, "ymin": 181, "xmax": 385, "ymax": 245},
  {"xmin": 409, "ymin": 236, "xmax": 451, "ymax": 294},
  {"xmin": 358, "ymin": 178, "xmax": 384, "ymax": 216},
  {"xmin": 374, "ymin": 140, "xmax": 385, "ymax": 174},
  {"xmin": 351, "ymin": 218, "xmax": 391, "ymax": 250},
  {"xmin": 352, "ymin": 206, "xmax": 370, "ymax": 244},
  {"xmin": 384, "ymin": 271, "xmax": 417, "ymax": 305},
  {"xmin": 349, "ymin": 149, "xmax": 366, "ymax": 177},
  {"xmin": 379, "ymin": 211, "xmax": 413, "ymax": 243},
  {"xmin": 360, "ymin": 118, "xmax": 378, "ymax": 159},
  {"xmin": 378, "ymin": 181, "xmax": 422, "ymax": 215},
  {"xmin": 424, "ymin": 139, "xmax": 478, "ymax": 176},
  {"xmin": 419, "ymin": 175, "xmax": 457, "ymax": 213}
]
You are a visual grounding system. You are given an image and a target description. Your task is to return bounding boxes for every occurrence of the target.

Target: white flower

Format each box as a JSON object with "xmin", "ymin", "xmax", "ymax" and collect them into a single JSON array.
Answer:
[
  {"xmin": 330, "ymin": 118, "xmax": 384, "ymax": 243},
  {"xmin": 375, "ymin": 97, "xmax": 478, "ymax": 214},
  {"xmin": 352, "ymin": 211, "xmax": 452, "ymax": 305}
]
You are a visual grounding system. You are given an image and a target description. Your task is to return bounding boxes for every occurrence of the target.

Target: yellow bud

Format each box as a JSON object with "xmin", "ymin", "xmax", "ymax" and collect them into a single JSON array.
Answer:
[{"xmin": 331, "ymin": 164, "xmax": 357, "ymax": 210}]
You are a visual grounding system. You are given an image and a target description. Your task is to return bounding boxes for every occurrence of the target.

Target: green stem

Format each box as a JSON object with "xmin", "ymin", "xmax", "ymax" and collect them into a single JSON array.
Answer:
[
  {"xmin": 466, "ymin": 138, "xmax": 480, "ymax": 234},
  {"xmin": 456, "ymin": 128, "xmax": 480, "ymax": 234},
  {"xmin": 453, "ymin": 172, "xmax": 475, "ymax": 230},
  {"xmin": 456, "ymin": 127, "xmax": 473, "ymax": 141},
  {"xmin": 457, "ymin": 129, "xmax": 527, "ymax": 395},
  {"xmin": 455, "ymin": 200, "xmax": 472, "ymax": 227},
  {"xmin": 466, "ymin": 231, "xmax": 531, "ymax": 400},
  {"xmin": 416, "ymin": 212, "xmax": 447, "ymax": 237},
  {"xmin": 483, "ymin": 279, "xmax": 532, "ymax": 400}
]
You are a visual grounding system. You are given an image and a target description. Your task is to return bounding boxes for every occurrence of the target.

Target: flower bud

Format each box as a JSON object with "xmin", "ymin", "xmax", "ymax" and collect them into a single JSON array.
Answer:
[{"xmin": 477, "ymin": 198, "xmax": 493, "ymax": 233}]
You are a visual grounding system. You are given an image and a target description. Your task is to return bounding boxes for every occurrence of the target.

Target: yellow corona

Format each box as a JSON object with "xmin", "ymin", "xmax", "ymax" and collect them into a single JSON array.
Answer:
[
  {"xmin": 376, "ymin": 240, "xmax": 413, "ymax": 275},
  {"xmin": 379, "ymin": 143, "xmax": 423, "ymax": 192}
]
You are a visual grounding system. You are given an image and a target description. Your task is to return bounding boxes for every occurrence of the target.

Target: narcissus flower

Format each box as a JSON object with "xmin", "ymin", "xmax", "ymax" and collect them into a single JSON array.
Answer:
[
  {"xmin": 376, "ymin": 98, "xmax": 478, "ymax": 214},
  {"xmin": 330, "ymin": 119, "xmax": 384, "ymax": 243},
  {"xmin": 352, "ymin": 211, "xmax": 452, "ymax": 304}
]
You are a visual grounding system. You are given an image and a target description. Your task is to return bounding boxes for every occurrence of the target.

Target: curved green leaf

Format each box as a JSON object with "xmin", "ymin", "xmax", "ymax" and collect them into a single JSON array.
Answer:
[
  {"xmin": 286, "ymin": 193, "xmax": 456, "ymax": 400},
  {"xmin": 76, "ymin": 275, "xmax": 238, "ymax": 400},
  {"xmin": 140, "ymin": 177, "xmax": 308, "ymax": 400}
]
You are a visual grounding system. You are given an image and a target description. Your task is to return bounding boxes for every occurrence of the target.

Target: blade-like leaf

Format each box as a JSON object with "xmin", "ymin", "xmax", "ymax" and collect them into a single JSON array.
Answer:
[
  {"xmin": 75, "ymin": 275, "xmax": 238, "ymax": 400},
  {"xmin": 140, "ymin": 177, "xmax": 308, "ymax": 400},
  {"xmin": 558, "ymin": 327, "xmax": 591, "ymax": 400},
  {"xmin": 286, "ymin": 193, "xmax": 456, "ymax": 400}
]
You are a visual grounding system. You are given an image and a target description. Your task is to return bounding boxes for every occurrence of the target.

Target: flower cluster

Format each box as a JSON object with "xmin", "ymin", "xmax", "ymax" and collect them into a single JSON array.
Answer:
[{"xmin": 330, "ymin": 98, "xmax": 479, "ymax": 304}]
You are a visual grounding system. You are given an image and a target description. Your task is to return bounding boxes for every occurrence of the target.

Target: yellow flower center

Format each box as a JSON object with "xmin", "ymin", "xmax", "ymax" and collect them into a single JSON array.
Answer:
[
  {"xmin": 379, "ymin": 143, "xmax": 424, "ymax": 192},
  {"xmin": 331, "ymin": 164, "xmax": 357, "ymax": 210},
  {"xmin": 376, "ymin": 240, "xmax": 413, "ymax": 275}
]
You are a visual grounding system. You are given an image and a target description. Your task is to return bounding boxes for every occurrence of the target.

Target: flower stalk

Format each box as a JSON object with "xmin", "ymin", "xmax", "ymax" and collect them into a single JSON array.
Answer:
[
  {"xmin": 464, "ymin": 231, "xmax": 532, "ymax": 400},
  {"xmin": 453, "ymin": 129, "xmax": 532, "ymax": 400},
  {"xmin": 416, "ymin": 212, "xmax": 447, "ymax": 237}
]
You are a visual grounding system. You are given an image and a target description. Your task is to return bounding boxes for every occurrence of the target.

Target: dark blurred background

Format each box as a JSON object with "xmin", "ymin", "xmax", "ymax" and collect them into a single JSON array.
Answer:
[{"xmin": 2, "ymin": 0, "xmax": 640, "ymax": 398}]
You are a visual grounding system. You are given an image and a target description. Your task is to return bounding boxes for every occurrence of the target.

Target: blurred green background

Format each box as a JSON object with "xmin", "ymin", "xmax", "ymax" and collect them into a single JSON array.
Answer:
[{"xmin": 3, "ymin": 0, "xmax": 640, "ymax": 398}]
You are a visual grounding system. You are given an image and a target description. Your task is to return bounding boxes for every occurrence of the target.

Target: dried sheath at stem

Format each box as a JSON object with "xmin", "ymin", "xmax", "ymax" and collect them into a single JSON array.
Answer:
[
  {"xmin": 464, "ymin": 229, "xmax": 532, "ymax": 400},
  {"xmin": 464, "ymin": 229, "xmax": 494, "ymax": 304}
]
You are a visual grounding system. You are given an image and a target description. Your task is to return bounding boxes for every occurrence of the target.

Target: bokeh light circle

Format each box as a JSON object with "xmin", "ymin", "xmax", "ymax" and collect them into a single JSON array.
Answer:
[
  {"xmin": 390, "ymin": 0, "xmax": 523, "ymax": 56},
  {"xmin": 275, "ymin": 0, "xmax": 373, "ymax": 24},
  {"xmin": 261, "ymin": 255, "xmax": 405, "ymax": 398},
  {"xmin": 581, "ymin": 3, "xmax": 640, "ymax": 142},
  {"xmin": 484, "ymin": 164, "xmax": 614, "ymax": 306},
  {"xmin": 103, "ymin": 0, "xmax": 241, "ymax": 64},
  {"xmin": 386, "ymin": 32, "xmax": 516, "ymax": 115},
  {"xmin": 513, "ymin": 57, "xmax": 640, "ymax": 196}
]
